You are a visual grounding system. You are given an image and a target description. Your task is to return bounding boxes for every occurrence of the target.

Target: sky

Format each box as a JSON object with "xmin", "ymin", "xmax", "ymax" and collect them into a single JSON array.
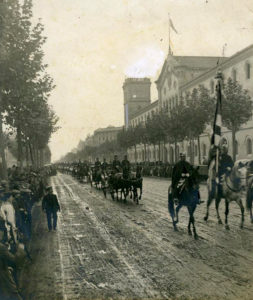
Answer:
[{"xmin": 32, "ymin": 0, "xmax": 253, "ymax": 161}]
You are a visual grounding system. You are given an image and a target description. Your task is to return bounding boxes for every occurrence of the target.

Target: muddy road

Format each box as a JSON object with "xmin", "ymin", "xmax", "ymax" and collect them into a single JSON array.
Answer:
[{"xmin": 23, "ymin": 173, "xmax": 253, "ymax": 300}]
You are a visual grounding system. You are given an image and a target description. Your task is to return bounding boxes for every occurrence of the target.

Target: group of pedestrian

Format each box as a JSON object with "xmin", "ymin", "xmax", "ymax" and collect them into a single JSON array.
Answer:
[{"xmin": 0, "ymin": 166, "xmax": 49, "ymax": 300}]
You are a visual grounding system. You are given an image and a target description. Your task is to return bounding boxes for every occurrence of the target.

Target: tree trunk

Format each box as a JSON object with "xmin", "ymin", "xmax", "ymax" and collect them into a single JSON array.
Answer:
[
  {"xmin": 40, "ymin": 149, "xmax": 44, "ymax": 167},
  {"xmin": 198, "ymin": 136, "xmax": 201, "ymax": 165},
  {"xmin": 0, "ymin": 113, "xmax": 7, "ymax": 179},
  {"xmin": 134, "ymin": 145, "xmax": 137, "ymax": 163},
  {"xmin": 153, "ymin": 144, "xmax": 156, "ymax": 162},
  {"xmin": 17, "ymin": 124, "xmax": 23, "ymax": 168},
  {"xmin": 25, "ymin": 145, "xmax": 29, "ymax": 167},
  {"xmin": 232, "ymin": 128, "xmax": 236, "ymax": 161},
  {"xmin": 28, "ymin": 142, "xmax": 35, "ymax": 166},
  {"xmin": 174, "ymin": 141, "xmax": 177, "ymax": 162},
  {"xmin": 189, "ymin": 139, "xmax": 194, "ymax": 165},
  {"xmin": 144, "ymin": 143, "xmax": 146, "ymax": 162},
  {"xmin": 164, "ymin": 140, "xmax": 166, "ymax": 163},
  {"xmin": 158, "ymin": 141, "xmax": 161, "ymax": 162}
]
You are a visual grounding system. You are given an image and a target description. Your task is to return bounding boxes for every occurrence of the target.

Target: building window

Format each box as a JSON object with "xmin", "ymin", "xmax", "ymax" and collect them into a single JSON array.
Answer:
[
  {"xmin": 164, "ymin": 87, "xmax": 166, "ymax": 95},
  {"xmin": 246, "ymin": 63, "xmax": 251, "ymax": 79},
  {"xmin": 247, "ymin": 139, "xmax": 252, "ymax": 155},
  {"xmin": 187, "ymin": 145, "xmax": 191, "ymax": 156},
  {"xmin": 175, "ymin": 95, "xmax": 178, "ymax": 106},
  {"xmin": 232, "ymin": 69, "xmax": 237, "ymax": 82},
  {"xmin": 194, "ymin": 144, "xmax": 198, "ymax": 156},
  {"xmin": 202, "ymin": 144, "xmax": 207, "ymax": 156}
]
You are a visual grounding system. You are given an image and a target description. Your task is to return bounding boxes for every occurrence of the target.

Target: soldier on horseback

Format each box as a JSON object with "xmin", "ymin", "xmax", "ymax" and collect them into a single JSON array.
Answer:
[
  {"xmin": 171, "ymin": 152, "xmax": 193, "ymax": 200},
  {"xmin": 112, "ymin": 155, "xmax": 121, "ymax": 173},
  {"xmin": 218, "ymin": 144, "xmax": 234, "ymax": 181},
  {"xmin": 121, "ymin": 155, "xmax": 130, "ymax": 179},
  {"xmin": 95, "ymin": 157, "xmax": 101, "ymax": 170},
  {"xmin": 101, "ymin": 158, "xmax": 108, "ymax": 173}
]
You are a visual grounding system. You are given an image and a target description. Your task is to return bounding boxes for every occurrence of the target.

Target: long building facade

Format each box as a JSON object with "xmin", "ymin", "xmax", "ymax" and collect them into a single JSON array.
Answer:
[{"xmin": 125, "ymin": 44, "xmax": 253, "ymax": 164}]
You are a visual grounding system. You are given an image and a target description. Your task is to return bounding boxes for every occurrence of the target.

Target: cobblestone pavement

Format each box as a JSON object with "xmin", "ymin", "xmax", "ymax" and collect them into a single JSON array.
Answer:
[{"xmin": 22, "ymin": 173, "xmax": 253, "ymax": 300}]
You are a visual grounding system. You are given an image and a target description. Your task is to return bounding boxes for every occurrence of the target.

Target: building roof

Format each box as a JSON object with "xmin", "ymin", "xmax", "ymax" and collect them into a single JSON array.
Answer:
[
  {"xmin": 173, "ymin": 56, "xmax": 228, "ymax": 69},
  {"xmin": 94, "ymin": 126, "xmax": 123, "ymax": 134},
  {"xmin": 180, "ymin": 43, "xmax": 253, "ymax": 91},
  {"xmin": 156, "ymin": 55, "xmax": 228, "ymax": 84},
  {"xmin": 131, "ymin": 100, "xmax": 158, "ymax": 119}
]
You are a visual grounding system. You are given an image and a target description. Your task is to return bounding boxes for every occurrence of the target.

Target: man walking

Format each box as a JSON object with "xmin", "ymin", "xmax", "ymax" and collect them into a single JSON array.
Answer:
[{"xmin": 42, "ymin": 187, "xmax": 60, "ymax": 232}]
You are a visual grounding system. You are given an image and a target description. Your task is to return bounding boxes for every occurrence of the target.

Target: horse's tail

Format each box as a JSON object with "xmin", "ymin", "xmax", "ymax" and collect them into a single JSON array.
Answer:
[
  {"xmin": 246, "ymin": 187, "xmax": 253, "ymax": 210},
  {"xmin": 246, "ymin": 177, "xmax": 253, "ymax": 210},
  {"xmin": 168, "ymin": 185, "xmax": 175, "ymax": 218}
]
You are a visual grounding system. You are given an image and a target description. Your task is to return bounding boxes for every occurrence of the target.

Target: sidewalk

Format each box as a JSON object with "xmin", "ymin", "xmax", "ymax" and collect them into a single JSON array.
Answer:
[{"xmin": 20, "ymin": 201, "xmax": 63, "ymax": 300}]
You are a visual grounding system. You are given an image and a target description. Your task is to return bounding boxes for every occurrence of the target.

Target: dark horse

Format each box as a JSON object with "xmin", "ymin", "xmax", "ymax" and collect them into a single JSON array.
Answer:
[
  {"xmin": 204, "ymin": 162, "xmax": 247, "ymax": 229},
  {"xmin": 168, "ymin": 167, "xmax": 201, "ymax": 239}
]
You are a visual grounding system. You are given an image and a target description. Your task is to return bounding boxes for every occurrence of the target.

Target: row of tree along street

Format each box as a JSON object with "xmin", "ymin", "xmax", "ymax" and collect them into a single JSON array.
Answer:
[
  {"xmin": 63, "ymin": 79, "xmax": 252, "ymax": 164},
  {"xmin": 0, "ymin": 0, "xmax": 58, "ymax": 179}
]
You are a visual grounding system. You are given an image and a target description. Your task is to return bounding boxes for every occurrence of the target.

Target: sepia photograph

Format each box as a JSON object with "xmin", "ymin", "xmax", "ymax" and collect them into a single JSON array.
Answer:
[{"xmin": 0, "ymin": 0, "xmax": 253, "ymax": 299}]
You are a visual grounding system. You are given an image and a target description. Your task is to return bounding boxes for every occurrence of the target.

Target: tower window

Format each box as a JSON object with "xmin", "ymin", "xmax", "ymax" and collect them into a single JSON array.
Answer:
[
  {"xmin": 202, "ymin": 144, "xmax": 207, "ymax": 156},
  {"xmin": 247, "ymin": 139, "xmax": 252, "ymax": 155}
]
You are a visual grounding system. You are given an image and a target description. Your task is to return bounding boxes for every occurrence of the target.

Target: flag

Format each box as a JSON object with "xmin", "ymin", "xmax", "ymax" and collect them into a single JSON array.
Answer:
[
  {"xmin": 209, "ymin": 77, "xmax": 222, "ymax": 187},
  {"xmin": 169, "ymin": 17, "xmax": 178, "ymax": 34},
  {"xmin": 211, "ymin": 81, "xmax": 222, "ymax": 147}
]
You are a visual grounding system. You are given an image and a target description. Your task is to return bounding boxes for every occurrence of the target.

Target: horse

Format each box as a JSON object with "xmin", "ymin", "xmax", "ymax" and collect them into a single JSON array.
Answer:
[
  {"xmin": 129, "ymin": 172, "xmax": 143, "ymax": 204},
  {"xmin": 107, "ymin": 172, "xmax": 141, "ymax": 204},
  {"xmin": 204, "ymin": 162, "xmax": 247, "ymax": 230},
  {"xmin": 168, "ymin": 167, "xmax": 201, "ymax": 239}
]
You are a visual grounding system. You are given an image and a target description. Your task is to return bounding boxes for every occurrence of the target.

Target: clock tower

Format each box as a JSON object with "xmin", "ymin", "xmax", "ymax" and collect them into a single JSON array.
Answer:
[{"xmin": 123, "ymin": 78, "xmax": 151, "ymax": 127}]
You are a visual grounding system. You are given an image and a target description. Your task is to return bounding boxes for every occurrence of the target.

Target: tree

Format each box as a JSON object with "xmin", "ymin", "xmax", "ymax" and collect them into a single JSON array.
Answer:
[
  {"xmin": 183, "ymin": 86, "xmax": 215, "ymax": 164},
  {"xmin": 167, "ymin": 100, "xmax": 188, "ymax": 163},
  {"xmin": 222, "ymin": 77, "xmax": 252, "ymax": 161},
  {"xmin": 146, "ymin": 113, "xmax": 166, "ymax": 162},
  {"xmin": 0, "ymin": 0, "xmax": 57, "ymax": 170}
]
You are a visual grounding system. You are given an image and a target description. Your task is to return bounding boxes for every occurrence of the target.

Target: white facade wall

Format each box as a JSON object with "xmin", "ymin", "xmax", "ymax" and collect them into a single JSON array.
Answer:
[{"xmin": 127, "ymin": 45, "xmax": 253, "ymax": 164}]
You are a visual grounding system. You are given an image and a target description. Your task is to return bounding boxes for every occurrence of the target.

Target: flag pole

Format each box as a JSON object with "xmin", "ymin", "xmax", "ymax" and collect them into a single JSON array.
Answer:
[
  {"xmin": 214, "ymin": 68, "xmax": 223, "ymax": 187},
  {"xmin": 168, "ymin": 13, "xmax": 171, "ymax": 54}
]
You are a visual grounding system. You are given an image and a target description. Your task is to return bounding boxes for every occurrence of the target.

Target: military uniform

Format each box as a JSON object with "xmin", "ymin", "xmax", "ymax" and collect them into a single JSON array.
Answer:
[
  {"xmin": 122, "ymin": 158, "xmax": 130, "ymax": 179},
  {"xmin": 218, "ymin": 153, "xmax": 234, "ymax": 179},
  {"xmin": 171, "ymin": 159, "xmax": 193, "ymax": 198},
  {"xmin": 101, "ymin": 161, "xmax": 108, "ymax": 172},
  {"xmin": 112, "ymin": 159, "xmax": 121, "ymax": 173},
  {"xmin": 95, "ymin": 160, "xmax": 101, "ymax": 170}
]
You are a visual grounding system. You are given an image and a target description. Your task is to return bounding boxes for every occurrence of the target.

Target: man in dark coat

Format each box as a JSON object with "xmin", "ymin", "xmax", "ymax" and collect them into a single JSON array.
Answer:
[
  {"xmin": 94, "ymin": 158, "xmax": 101, "ymax": 170},
  {"xmin": 121, "ymin": 155, "xmax": 131, "ymax": 179},
  {"xmin": 112, "ymin": 155, "xmax": 121, "ymax": 173},
  {"xmin": 171, "ymin": 152, "xmax": 193, "ymax": 199},
  {"xmin": 101, "ymin": 158, "xmax": 108, "ymax": 172},
  {"xmin": 218, "ymin": 145, "xmax": 234, "ymax": 180},
  {"xmin": 42, "ymin": 187, "xmax": 60, "ymax": 231}
]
